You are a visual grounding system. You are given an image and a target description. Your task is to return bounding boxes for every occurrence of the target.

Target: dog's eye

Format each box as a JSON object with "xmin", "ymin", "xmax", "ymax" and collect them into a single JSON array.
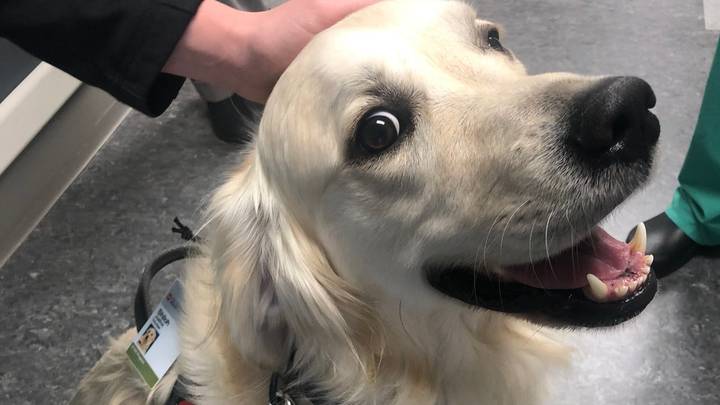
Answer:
[
  {"xmin": 357, "ymin": 111, "xmax": 401, "ymax": 153},
  {"xmin": 487, "ymin": 28, "xmax": 503, "ymax": 51}
]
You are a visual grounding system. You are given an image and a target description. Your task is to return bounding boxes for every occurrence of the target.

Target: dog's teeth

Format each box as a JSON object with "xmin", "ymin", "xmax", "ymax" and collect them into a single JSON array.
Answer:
[
  {"xmin": 586, "ymin": 274, "xmax": 608, "ymax": 302},
  {"xmin": 637, "ymin": 274, "xmax": 648, "ymax": 286},
  {"xmin": 629, "ymin": 222, "xmax": 647, "ymax": 255},
  {"xmin": 615, "ymin": 285, "xmax": 629, "ymax": 297},
  {"xmin": 640, "ymin": 265, "xmax": 651, "ymax": 275},
  {"xmin": 644, "ymin": 254, "xmax": 654, "ymax": 266}
]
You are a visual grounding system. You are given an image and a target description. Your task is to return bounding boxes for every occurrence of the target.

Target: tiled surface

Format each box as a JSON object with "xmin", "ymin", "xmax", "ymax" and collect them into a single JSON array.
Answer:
[{"xmin": 1, "ymin": 1, "xmax": 719, "ymax": 403}]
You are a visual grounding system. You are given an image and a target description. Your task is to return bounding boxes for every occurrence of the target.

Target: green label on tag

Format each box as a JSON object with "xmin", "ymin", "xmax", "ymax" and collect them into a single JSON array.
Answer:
[{"xmin": 127, "ymin": 343, "xmax": 159, "ymax": 387}]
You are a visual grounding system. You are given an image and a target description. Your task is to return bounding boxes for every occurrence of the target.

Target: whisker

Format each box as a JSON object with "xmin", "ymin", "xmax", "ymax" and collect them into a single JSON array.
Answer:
[
  {"xmin": 544, "ymin": 209, "xmax": 560, "ymax": 283},
  {"xmin": 481, "ymin": 212, "xmax": 505, "ymax": 270},
  {"xmin": 474, "ymin": 210, "xmax": 506, "ymax": 304},
  {"xmin": 565, "ymin": 209, "xmax": 578, "ymax": 285},
  {"xmin": 580, "ymin": 204, "xmax": 598, "ymax": 256},
  {"xmin": 527, "ymin": 218, "xmax": 546, "ymax": 291},
  {"xmin": 494, "ymin": 199, "xmax": 531, "ymax": 309},
  {"xmin": 499, "ymin": 200, "xmax": 530, "ymax": 257}
]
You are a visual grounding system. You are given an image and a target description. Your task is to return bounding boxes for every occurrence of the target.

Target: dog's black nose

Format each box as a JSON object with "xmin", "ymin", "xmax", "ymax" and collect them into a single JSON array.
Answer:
[{"xmin": 568, "ymin": 76, "xmax": 659, "ymax": 160}]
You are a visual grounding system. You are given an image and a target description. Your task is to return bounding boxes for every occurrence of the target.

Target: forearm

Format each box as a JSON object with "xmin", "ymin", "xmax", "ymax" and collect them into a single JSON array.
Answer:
[
  {"xmin": 0, "ymin": 0, "xmax": 203, "ymax": 116},
  {"xmin": 1, "ymin": 0, "xmax": 379, "ymax": 114}
]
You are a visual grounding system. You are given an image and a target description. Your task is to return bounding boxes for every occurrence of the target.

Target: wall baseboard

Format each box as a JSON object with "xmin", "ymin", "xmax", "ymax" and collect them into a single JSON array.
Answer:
[{"xmin": 0, "ymin": 85, "xmax": 129, "ymax": 268}]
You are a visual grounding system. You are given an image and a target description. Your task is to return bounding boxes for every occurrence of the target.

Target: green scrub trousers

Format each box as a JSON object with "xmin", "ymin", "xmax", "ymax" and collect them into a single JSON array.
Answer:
[{"xmin": 666, "ymin": 39, "xmax": 720, "ymax": 246}]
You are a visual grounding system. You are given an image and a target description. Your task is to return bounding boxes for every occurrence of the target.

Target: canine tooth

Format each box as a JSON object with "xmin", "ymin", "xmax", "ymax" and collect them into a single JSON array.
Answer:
[
  {"xmin": 629, "ymin": 222, "xmax": 647, "ymax": 254},
  {"xmin": 586, "ymin": 274, "xmax": 609, "ymax": 301},
  {"xmin": 645, "ymin": 254, "xmax": 654, "ymax": 266},
  {"xmin": 615, "ymin": 285, "xmax": 629, "ymax": 297},
  {"xmin": 638, "ymin": 275, "xmax": 648, "ymax": 285},
  {"xmin": 641, "ymin": 265, "xmax": 651, "ymax": 275}
]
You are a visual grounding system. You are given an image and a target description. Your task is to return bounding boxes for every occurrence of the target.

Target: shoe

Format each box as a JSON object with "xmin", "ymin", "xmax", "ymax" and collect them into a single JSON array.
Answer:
[
  {"xmin": 626, "ymin": 212, "xmax": 700, "ymax": 278},
  {"xmin": 206, "ymin": 95, "xmax": 263, "ymax": 144}
]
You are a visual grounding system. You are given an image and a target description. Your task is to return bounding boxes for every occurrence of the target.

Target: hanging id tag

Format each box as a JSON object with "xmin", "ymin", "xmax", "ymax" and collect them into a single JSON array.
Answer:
[{"xmin": 126, "ymin": 280, "xmax": 183, "ymax": 388}]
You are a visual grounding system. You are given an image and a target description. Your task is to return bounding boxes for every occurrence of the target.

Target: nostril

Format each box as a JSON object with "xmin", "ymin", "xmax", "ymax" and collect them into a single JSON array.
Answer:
[
  {"xmin": 611, "ymin": 111, "xmax": 633, "ymax": 143},
  {"xmin": 643, "ymin": 84, "xmax": 657, "ymax": 109},
  {"xmin": 627, "ymin": 76, "xmax": 656, "ymax": 109},
  {"xmin": 568, "ymin": 76, "xmax": 658, "ymax": 158}
]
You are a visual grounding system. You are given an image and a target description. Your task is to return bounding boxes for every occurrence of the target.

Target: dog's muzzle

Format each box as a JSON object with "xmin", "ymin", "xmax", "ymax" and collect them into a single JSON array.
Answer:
[{"xmin": 425, "ymin": 77, "xmax": 661, "ymax": 327}]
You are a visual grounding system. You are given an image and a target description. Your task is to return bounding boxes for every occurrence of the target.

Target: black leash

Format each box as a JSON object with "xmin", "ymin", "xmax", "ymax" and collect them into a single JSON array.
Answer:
[
  {"xmin": 134, "ymin": 246, "xmax": 192, "ymax": 331},
  {"xmin": 134, "ymin": 218, "xmax": 327, "ymax": 405},
  {"xmin": 133, "ymin": 218, "xmax": 197, "ymax": 405},
  {"xmin": 135, "ymin": 218, "xmax": 200, "ymax": 330}
]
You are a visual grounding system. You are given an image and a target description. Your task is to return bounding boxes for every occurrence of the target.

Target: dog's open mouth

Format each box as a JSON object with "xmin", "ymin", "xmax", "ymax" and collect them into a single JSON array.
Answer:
[{"xmin": 426, "ymin": 224, "xmax": 657, "ymax": 327}]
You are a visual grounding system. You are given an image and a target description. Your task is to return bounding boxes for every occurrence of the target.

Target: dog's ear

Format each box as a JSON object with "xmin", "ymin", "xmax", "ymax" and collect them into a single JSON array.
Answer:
[{"xmin": 207, "ymin": 157, "xmax": 377, "ymax": 371}]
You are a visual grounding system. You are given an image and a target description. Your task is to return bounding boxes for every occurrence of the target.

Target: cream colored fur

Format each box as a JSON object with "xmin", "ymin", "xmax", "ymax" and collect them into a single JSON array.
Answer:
[{"xmin": 71, "ymin": 1, "xmax": 645, "ymax": 403}]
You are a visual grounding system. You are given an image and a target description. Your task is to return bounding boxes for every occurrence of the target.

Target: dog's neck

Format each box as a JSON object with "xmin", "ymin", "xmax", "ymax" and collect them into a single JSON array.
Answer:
[
  {"xmin": 290, "ymin": 298, "xmax": 569, "ymax": 405},
  {"xmin": 179, "ymin": 240, "xmax": 569, "ymax": 405}
]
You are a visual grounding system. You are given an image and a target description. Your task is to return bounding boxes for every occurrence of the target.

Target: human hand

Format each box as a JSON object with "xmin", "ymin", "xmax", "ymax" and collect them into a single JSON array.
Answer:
[
  {"xmin": 164, "ymin": 0, "xmax": 380, "ymax": 103},
  {"xmin": 245, "ymin": 0, "xmax": 380, "ymax": 101}
]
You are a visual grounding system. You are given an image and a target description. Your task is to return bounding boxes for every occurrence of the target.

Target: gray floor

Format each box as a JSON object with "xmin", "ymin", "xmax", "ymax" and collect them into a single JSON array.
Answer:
[{"xmin": 1, "ymin": 0, "xmax": 719, "ymax": 404}]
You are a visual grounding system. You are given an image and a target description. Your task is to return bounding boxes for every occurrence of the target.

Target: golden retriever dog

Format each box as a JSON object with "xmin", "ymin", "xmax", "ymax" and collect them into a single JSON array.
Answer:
[{"xmin": 73, "ymin": 1, "xmax": 660, "ymax": 404}]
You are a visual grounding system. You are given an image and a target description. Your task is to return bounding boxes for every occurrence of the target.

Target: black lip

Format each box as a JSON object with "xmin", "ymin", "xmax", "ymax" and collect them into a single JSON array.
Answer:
[{"xmin": 425, "ymin": 266, "xmax": 657, "ymax": 328}]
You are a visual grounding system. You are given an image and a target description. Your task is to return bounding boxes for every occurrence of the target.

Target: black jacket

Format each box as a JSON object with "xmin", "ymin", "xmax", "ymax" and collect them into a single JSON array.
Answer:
[{"xmin": 0, "ymin": 0, "xmax": 203, "ymax": 116}]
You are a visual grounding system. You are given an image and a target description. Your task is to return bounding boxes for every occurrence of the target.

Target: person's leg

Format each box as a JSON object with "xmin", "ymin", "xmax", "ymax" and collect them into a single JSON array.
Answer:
[
  {"xmin": 666, "ymin": 38, "xmax": 720, "ymax": 246},
  {"xmin": 632, "ymin": 39, "xmax": 720, "ymax": 277},
  {"xmin": 193, "ymin": 0, "xmax": 268, "ymax": 143}
]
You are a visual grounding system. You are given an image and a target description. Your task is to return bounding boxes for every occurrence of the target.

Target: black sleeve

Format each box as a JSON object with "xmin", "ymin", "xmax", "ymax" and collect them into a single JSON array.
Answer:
[{"xmin": 0, "ymin": 0, "xmax": 203, "ymax": 116}]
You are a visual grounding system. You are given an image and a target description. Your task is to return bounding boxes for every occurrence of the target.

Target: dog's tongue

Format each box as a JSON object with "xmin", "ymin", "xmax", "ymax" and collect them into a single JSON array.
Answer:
[{"xmin": 504, "ymin": 226, "xmax": 652, "ymax": 302}]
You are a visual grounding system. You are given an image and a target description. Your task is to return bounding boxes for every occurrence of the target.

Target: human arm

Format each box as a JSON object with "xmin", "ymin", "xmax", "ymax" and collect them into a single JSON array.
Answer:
[
  {"xmin": 0, "ymin": 0, "xmax": 203, "ymax": 116},
  {"xmin": 0, "ymin": 0, "xmax": 379, "ymax": 117},
  {"xmin": 163, "ymin": 0, "xmax": 380, "ymax": 104}
]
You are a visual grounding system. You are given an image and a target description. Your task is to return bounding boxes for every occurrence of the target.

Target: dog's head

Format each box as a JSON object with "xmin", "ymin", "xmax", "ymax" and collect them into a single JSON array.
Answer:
[{"xmin": 209, "ymin": 0, "xmax": 659, "ymax": 368}]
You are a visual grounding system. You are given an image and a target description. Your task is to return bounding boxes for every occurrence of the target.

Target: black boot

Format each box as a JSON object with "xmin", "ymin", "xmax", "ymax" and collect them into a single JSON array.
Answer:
[
  {"xmin": 626, "ymin": 212, "xmax": 700, "ymax": 278},
  {"xmin": 206, "ymin": 95, "xmax": 263, "ymax": 144}
]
